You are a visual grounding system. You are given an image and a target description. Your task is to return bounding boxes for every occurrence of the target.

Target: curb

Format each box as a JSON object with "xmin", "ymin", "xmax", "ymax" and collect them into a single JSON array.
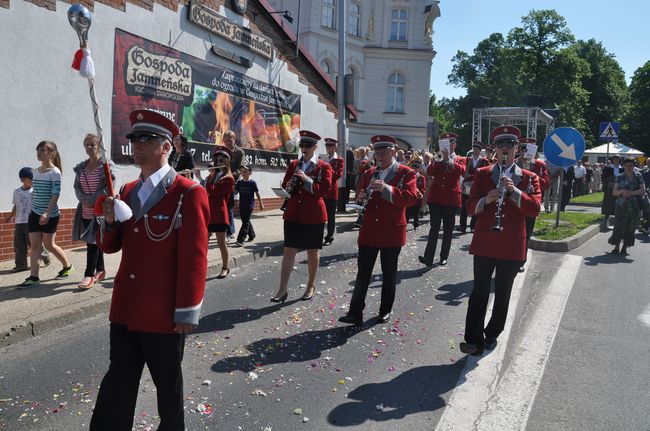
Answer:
[
  {"xmin": 1, "ymin": 220, "xmax": 356, "ymax": 348},
  {"xmin": 529, "ymin": 221, "xmax": 608, "ymax": 253}
]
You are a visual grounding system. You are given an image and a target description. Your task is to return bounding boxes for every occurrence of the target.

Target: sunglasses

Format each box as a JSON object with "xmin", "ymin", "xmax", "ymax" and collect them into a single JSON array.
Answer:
[
  {"xmin": 299, "ymin": 143, "xmax": 314, "ymax": 149},
  {"xmin": 130, "ymin": 134, "xmax": 165, "ymax": 144},
  {"xmin": 495, "ymin": 140, "xmax": 516, "ymax": 149}
]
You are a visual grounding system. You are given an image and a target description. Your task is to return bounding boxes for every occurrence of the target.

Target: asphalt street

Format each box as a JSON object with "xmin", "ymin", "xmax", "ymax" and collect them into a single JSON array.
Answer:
[{"xmin": 1, "ymin": 221, "xmax": 649, "ymax": 430}]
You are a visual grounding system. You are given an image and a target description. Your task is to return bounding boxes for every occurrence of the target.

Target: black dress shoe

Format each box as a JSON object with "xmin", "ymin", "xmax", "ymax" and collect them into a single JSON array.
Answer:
[
  {"xmin": 418, "ymin": 255, "xmax": 433, "ymax": 267},
  {"xmin": 338, "ymin": 313, "xmax": 363, "ymax": 326},
  {"xmin": 519, "ymin": 265, "xmax": 525, "ymax": 272},
  {"xmin": 323, "ymin": 237, "xmax": 334, "ymax": 246},
  {"xmin": 459, "ymin": 342, "xmax": 483, "ymax": 356},
  {"xmin": 484, "ymin": 337, "xmax": 498, "ymax": 350},
  {"xmin": 440, "ymin": 259, "xmax": 448, "ymax": 266},
  {"xmin": 376, "ymin": 312, "xmax": 391, "ymax": 323}
]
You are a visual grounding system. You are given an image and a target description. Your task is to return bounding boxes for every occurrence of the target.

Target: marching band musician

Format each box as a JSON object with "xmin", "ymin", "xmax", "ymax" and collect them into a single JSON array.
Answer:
[
  {"xmin": 419, "ymin": 133, "xmax": 466, "ymax": 267},
  {"xmin": 196, "ymin": 145, "xmax": 235, "ymax": 279},
  {"xmin": 458, "ymin": 141, "xmax": 490, "ymax": 233},
  {"xmin": 323, "ymin": 138, "xmax": 344, "ymax": 246},
  {"xmin": 460, "ymin": 126, "xmax": 541, "ymax": 356},
  {"xmin": 406, "ymin": 156, "xmax": 426, "ymax": 229},
  {"xmin": 485, "ymin": 142, "xmax": 497, "ymax": 164},
  {"xmin": 517, "ymin": 138, "xmax": 550, "ymax": 272},
  {"xmin": 339, "ymin": 136, "xmax": 418, "ymax": 326},
  {"xmin": 271, "ymin": 130, "xmax": 333, "ymax": 303},
  {"xmin": 91, "ymin": 110, "xmax": 209, "ymax": 430}
]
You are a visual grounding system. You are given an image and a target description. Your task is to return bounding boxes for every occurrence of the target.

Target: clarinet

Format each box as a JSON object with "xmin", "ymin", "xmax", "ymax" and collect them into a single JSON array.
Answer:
[
  {"xmin": 358, "ymin": 160, "xmax": 383, "ymax": 220},
  {"xmin": 491, "ymin": 155, "xmax": 508, "ymax": 232},
  {"xmin": 280, "ymin": 159, "xmax": 306, "ymax": 211}
]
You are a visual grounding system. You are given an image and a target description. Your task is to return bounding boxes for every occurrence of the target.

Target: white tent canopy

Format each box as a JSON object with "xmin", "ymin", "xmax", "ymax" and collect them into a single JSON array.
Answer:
[{"xmin": 584, "ymin": 142, "xmax": 644, "ymax": 156}]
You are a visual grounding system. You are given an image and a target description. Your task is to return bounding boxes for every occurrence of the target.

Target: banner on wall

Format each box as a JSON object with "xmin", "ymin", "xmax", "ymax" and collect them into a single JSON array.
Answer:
[{"xmin": 111, "ymin": 29, "xmax": 301, "ymax": 170}]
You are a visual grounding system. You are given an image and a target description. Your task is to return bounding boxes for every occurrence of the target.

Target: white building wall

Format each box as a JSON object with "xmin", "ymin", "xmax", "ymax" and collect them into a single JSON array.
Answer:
[
  {"xmin": 0, "ymin": 1, "xmax": 338, "ymax": 211},
  {"xmin": 268, "ymin": 0, "xmax": 439, "ymax": 150}
]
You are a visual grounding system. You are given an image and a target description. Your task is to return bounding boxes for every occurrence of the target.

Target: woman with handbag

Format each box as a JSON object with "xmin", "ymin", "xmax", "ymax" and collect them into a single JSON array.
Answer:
[{"xmin": 608, "ymin": 157, "xmax": 647, "ymax": 255}]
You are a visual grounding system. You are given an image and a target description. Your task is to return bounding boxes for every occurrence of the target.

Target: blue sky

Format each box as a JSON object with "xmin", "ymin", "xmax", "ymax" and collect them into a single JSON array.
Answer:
[{"xmin": 430, "ymin": 0, "xmax": 650, "ymax": 100}]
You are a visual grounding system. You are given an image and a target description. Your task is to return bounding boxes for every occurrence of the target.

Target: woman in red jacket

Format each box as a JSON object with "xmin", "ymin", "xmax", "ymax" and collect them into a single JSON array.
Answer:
[{"xmin": 198, "ymin": 145, "xmax": 234, "ymax": 279}]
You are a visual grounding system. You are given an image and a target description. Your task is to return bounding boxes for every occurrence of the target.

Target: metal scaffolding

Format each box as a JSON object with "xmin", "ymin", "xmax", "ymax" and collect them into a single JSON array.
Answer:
[{"xmin": 471, "ymin": 107, "xmax": 555, "ymax": 144}]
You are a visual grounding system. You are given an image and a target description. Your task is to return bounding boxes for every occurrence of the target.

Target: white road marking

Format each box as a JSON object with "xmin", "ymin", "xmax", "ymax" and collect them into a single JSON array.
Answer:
[
  {"xmin": 435, "ymin": 254, "xmax": 582, "ymax": 431},
  {"xmin": 435, "ymin": 253, "xmax": 530, "ymax": 431},
  {"xmin": 637, "ymin": 303, "xmax": 650, "ymax": 328},
  {"xmin": 476, "ymin": 254, "xmax": 582, "ymax": 430}
]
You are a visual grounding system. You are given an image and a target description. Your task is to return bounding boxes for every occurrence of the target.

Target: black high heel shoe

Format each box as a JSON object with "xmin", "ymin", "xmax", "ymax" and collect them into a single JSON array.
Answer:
[
  {"xmin": 301, "ymin": 286, "xmax": 315, "ymax": 301},
  {"xmin": 270, "ymin": 292, "xmax": 288, "ymax": 303}
]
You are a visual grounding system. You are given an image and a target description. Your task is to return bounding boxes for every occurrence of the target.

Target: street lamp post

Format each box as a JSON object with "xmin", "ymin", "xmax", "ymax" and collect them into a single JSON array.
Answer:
[{"xmin": 337, "ymin": 0, "xmax": 347, "ymax": 187}]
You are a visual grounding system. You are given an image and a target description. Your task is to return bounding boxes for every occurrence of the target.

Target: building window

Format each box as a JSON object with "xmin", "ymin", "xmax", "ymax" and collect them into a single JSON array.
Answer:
[
  {"xmin": 348, "ymin": 2, "xmax": 361, "ymax": 37},
  {"xmin": 322, "ymin": 0, "xmax": 336, "ymax": 29},
  {"xmin": 390, "ymin": 9, "xmax": 408, "ymax": 41},
  {"xmin": 320, "ymin": 59, "xmax": 333, "ymax": 79},
  {"xmin": 387, "ymin": 72, "xmax": 405, "ymax": 113}
]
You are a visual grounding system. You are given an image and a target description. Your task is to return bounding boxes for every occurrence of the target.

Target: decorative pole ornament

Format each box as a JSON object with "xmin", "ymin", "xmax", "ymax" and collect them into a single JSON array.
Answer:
[{"xmin": 68, "ymin": 4, "xmax": 132, "ymax": 224}]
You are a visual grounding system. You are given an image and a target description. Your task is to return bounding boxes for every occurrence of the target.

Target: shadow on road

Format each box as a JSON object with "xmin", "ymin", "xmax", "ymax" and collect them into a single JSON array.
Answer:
[
  {"xmin": 211, "ymin": 325, "xmax": 363, "ymax": 373},
  {"xmin": 196, "ymin": 301, "xmax": 301, "ymax": 333},
  {"xmin": 435, "ymin": 280, "xmax": 474, "ymax": 306},
  {"xmin": 583, "ymin": 252, "xmax": 634, "ymax": 266},
  {"xmin": 327, "ymin": 357, "xmax": 474, "ymax": 426}
]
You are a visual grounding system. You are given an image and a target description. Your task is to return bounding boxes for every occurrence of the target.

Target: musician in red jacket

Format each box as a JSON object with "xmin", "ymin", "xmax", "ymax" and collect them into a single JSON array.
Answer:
[
  {"xmin": 516, "ymin": 138, "xmax": 549, "ymax": 272},
  {"xmin": 406, "ymin": 156, "xmax": 426, "ymax": 229},
  {"xmin": 459, "ymin": 141, "xmax": 490, "ymax": 233},
  {"xmin": 460, "ymin": 126, "xmax": 541, "ymax": 356},
  {"xmin": 91, "ymin": 110, "xmax": 209, "ymax": 430},
  {"xmin": 339, "ymin": 135, "xmax": 418, "ymax": 326},
  {"xmin": 271, "ymin": 130, "xmax": 333, "ymax": 303},
  {"xmin": 419, "ymin": 133, "xmax": 466, "ymax": 267},
  {"xmin": 196, "ymin": 145, "xmax": 235, "ymax": 279},
  {"xmin": 323, "ymin": 138, "xmax": 344, "ymax": 245}
]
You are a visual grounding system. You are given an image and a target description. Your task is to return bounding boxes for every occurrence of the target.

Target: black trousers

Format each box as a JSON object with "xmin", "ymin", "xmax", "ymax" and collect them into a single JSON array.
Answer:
[
  {"xmin": 560, "ymin": 183, "xmax": 572, "ymax": 211},
  {"xmin": 459, "ymin": 194, "xmax": 478, "ymax": 231},
  {"xmin": 325, "ymin": 199, "xmax": 337, "ymax": 239},
  {"xmin": 82, "ymin": 218, "xmax": 104, "ymax": 277},
  {"xmin": 349, "ymin": 245, "xmax": 401, "ymax": 317},
  {"xmin": 90, "ymin": 323, "xmax": 186, "ymax": 431},
  {"xmin": 406, "ymin": 204, "xmax": 420, "ymax": 227},
  {"xmin": 424, "ymin": 203, "xmax": 457, "ymax": 261},
  {"xmin": 465, "ymin": 256, "xmax": 522, "ymax": 349},
  {"xmin": 237, "ymin": 208, "xmax": 255, "ymax": 243},
  {"xmin": 337, "ymin": 186, "xmax": 350, "ymax": 211}
]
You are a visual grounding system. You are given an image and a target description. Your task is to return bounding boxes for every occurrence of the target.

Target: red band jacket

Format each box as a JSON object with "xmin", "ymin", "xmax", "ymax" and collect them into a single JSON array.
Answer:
[
  {"xmin": 357, "ymin": 162, "xmax": 418, "ymax": 248},
  {"xmin": 97, "ymin": 169, "xmax": 209, "ymax": 333},
  {"xmin": 426, "ymin": 155, "xmax": 467, "ymax": 208},
  {"xmin": 324, "ymin": 156, "xmax": 344, "ymax": 201},
  {"xmin": 204, "ymin": 172, "xmax": 234, "ymax": 225},
  {"xmin": 468, "ymin": 164, "xmax": 541, "ymax": 262},
  {"xmin": 282, "ymin": 158, "xmax": 333, "ymax": 224}
]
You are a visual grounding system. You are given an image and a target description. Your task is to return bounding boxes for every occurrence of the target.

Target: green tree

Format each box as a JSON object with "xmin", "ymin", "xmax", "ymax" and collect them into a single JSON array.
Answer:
[
  {"xmin": 625, "ymin": 61, "xmax": 650, "ymax": 154},
  {"xmin": 573, "ymin": 39, "xmax": 629, "ymax": 146}
]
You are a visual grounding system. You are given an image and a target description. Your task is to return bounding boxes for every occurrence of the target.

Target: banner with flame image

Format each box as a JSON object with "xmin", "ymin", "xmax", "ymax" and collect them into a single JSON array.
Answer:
[{"xmin": 112, "ymin": 29, "xmax": 301, "ymax": 170}]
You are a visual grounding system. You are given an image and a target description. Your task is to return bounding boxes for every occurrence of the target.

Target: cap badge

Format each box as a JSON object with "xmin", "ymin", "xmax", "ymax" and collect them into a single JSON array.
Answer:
[{"xmin": 137, "ymin": 113, "xmax": 144, "ymax": 120}]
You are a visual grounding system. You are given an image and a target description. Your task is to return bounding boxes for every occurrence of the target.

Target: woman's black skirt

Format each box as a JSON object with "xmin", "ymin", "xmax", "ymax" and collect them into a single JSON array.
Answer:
[{"xmin": 284, "ymin": 221, "xmax": 325, "ymax": 250}]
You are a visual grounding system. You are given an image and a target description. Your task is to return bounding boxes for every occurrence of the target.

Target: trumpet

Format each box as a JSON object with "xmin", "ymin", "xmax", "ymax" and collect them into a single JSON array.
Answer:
[
  {"xmin": 280, "ymin": 159, "xmax": 306, "ymax": 211},
  {"xmin": 491, "ymin": 154, "xmax": 508, "ymax": 232}
]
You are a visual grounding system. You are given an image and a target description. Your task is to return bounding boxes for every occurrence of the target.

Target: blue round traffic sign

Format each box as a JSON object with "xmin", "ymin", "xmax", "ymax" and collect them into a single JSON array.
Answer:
[{"xmin": 543, "ymin": 127, "xmax": 585, "ymax": 167}]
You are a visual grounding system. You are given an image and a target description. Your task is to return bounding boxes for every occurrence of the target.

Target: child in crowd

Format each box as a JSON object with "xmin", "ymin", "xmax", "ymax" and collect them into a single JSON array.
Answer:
[
  {"xmin": 5, "ymin": 167, "xmax": 50, "ymax": 273},
  {"xmin": 233, "ymin": 164, "xmax": 264, "ymax": 247},
  {"xmin": 18, "ymin": 141, "xmax": 73, "ymax": 288}
]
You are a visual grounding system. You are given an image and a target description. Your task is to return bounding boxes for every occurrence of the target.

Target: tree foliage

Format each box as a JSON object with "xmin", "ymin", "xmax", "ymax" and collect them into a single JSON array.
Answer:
[
  {"xmin": 438, "ymin": 9, "xmax": 634, "ymax": 150},
  {"xmin": 625, "ymin": 61, "xmax": 650, "ymax": 154}
]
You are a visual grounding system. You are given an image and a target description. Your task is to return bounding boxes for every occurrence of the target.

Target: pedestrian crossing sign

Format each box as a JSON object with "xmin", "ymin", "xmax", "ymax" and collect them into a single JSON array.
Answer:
[{"xmin": 599, "ymin": 122, "xmax": 619, "ymax": 140}]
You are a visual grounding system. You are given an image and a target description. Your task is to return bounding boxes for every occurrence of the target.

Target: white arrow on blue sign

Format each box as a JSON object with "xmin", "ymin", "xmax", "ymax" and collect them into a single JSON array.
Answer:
[
  {"xmin": 599, "ymin": 122, "xmax": 619, "ymax": 140},
  {"xmin": 543, "ymin": 127, "xmax": 585, "ymax": 167}
]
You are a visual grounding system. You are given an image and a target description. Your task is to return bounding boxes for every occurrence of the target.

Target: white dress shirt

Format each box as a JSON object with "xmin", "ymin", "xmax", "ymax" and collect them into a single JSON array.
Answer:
[{"xmin": 138, "ymin": 164, "xmax": 172, "ymax": 207}]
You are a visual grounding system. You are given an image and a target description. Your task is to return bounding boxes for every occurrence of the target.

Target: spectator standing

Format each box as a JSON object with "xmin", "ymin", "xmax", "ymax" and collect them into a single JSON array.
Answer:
[
  {"xmin": 72, "ymin": 134, "xmax": 115, "ymax": 289},
  {"xmin": 18, "ymin": 141, "xmax": 73, "ymax": 288},
  {"xmin": 544, "ymin": 160, "xmax": 562, "ymax": 212},
  {"xmin": 591, "ymin": 163, "xmax": 602, "ymax": 192},
  {"xmin": 168, "ymin": 134, "xmax": 195, "ymax": 179},
  {"xmin": 608, "ymin": 157, "xmax": 646, "ymax": 255},
  {"xmin": 233, "ymin": 164, "xmax": 263, "ymax": 247},
  {"xmin": 601, "ymin": 156, "xmax": 621, "ymax": 217},
  {"xmin": 584, "ymin": 162, "xmax": 593, "ymax": 193},
  {"xmin": 573, "ymin": 160, "xmax": 587, "ymax": 196},
  {"xmin": 560, "ymin": 165, "xmax": 575, "ymax": 211},
  {"xmin": 222, "ymin": 130, "xmax": 243, "ymax": 239},
  {"xmin": 5, "ymin": 167, "xmax": 49, "ymax": 273}
]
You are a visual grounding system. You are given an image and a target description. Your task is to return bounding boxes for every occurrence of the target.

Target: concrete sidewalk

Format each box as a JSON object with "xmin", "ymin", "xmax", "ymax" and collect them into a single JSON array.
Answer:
[{"xmin": 0, "ymin": 209, "xmax": 359, "ymax": 347}]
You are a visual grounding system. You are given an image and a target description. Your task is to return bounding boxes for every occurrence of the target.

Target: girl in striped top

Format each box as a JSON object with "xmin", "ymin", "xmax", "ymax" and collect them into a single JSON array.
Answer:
[
  {"xmin": 72, "ymin": 134, "xmax": 115, "ymax": 289},
  {"xmin": 19, "ymin": 141, "xmax": 73, "ymax": 288}
]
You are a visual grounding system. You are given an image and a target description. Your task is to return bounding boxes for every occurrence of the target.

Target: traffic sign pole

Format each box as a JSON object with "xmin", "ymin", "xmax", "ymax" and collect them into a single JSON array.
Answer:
[{"xmin": 556, "ymin": 169, "xmax": 564, "ymax": 228}]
